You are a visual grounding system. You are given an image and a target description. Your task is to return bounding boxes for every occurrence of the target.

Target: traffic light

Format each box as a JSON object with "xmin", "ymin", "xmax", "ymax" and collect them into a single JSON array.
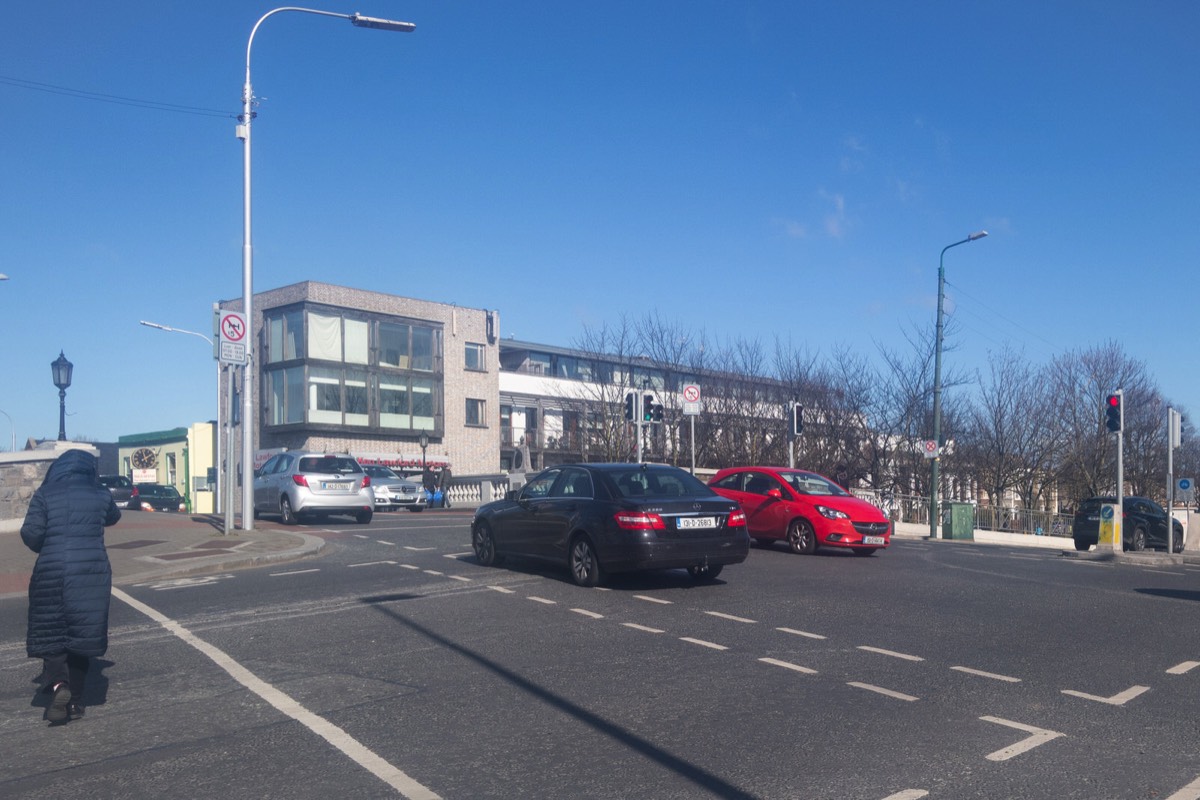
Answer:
[
  {"xmin": 1105, "ymin": 394, "xmax": 1121, "ymax": 432},
  {"xmin": 652, "ymin": 403, "xmax": 664, "ymax": 423},
  {"xmin": 624, "ymin": 393, "xmax": 636, "ymax": 421},
  {"xmin": 791, "ymin": 402, "xmax": 804, "ymax": 436},
  {"xmin": 643, "ymin": 394, "xmax": 655, "ymax": 423}
]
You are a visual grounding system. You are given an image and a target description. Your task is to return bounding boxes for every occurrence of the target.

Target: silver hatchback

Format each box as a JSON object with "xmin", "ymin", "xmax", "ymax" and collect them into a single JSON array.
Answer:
[{"xmin": 253, "ymin": 452, "xmax": 374, "ymax": 525}]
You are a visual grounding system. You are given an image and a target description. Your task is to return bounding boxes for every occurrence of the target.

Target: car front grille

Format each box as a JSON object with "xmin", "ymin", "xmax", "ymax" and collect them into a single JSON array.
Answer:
[{"xmin": 852, "ymin": 522, "xmax": 889, "ymax": 536}]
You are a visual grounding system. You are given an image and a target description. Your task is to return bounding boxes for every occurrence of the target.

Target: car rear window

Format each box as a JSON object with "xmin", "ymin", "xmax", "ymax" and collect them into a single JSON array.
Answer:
[
  {"xmin": 298, "ymin": 456, "xmax": 361, "ymax": 474},
  {"xmin": 1077, "ymin": 498, "xmax": 1107, "ymax": 514},
  {"xmin": 608, "ymin": 467, "xmax": 712, "ymax": 499}
]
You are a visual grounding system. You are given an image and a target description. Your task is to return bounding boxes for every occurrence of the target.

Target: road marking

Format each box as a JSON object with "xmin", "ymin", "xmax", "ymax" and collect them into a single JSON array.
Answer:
[
  {"xmin": 269, "ymin": 568, "xmax": 320, "ymax": 577},
  {"xmin": 1167, "ymin": 661, "xmax": 1200, "ymax": 675},
  {"xmin": 980, "ymin": 716, "xmax": 1064, "ymax": 761},
  {"xmin": 348, "ymin": 560, "xmax": 397, "ymax": 568},
  {"xmin": 488, "ymin": 586, "xmax": 515, "ymax": 594},
  {"xmin": 571, "ymin": 608, "xmax": 604, "ymax": 619},
  {"xmin": 376, "ymin": 540, "xmax": 396, "ymax": 546},
  {"xmin": 622, "ymin": 623, "xmax": 665, "ymax": 634},
  {"xmin": 680, "ymin": 637, "xmax": 728, "ymax": 651},
  {"xmin": 404, "ymin": 546, "xmax": 436, "ymax": 551},
  {"xmin": 1165, "ymin": 775, "xmax": 1200, "ymax": 800},
  {"xmin": 354, "ymin": 534, "xmax": 370, "ymax": 539},
  {"xmin": 111, "ymin": 587, "xmax": 441, "ymax": 799},
  {"xmin": 848, "ymin": 682, "xmax": 918, "ymax": 702},
  {"xmin": 705, "ymin": 611, "xmax": 757, "ymax": 623},
  {"xmin": 1061, "ymin": 685, "xmax": 1150, "ymax": 705},
  {"xmin": 422, "ymin": 570, "xmax": 444, "ymax": 576},
  {"xmin": 758, "ymin": 657, "xmax": 817, "ymax": 675},
  {"xmin": 858, "ymin": 645, "xmax": 924, "ymax": 662},
  {"xmin": 633, "ymin": 595, "xmax": 673, "ymax": 604},
  {"xmin": 777, "ymin": 627, "xmax": 826, "ymax": 640},
  {"xmin": 448, "ymin": 575, "xmax": 471, "ymax": 582},
  {"xmin": 398, "ymin": 564, "xmax": 420, "ymax": 570},
  {"xmin": 952, "ymin": 665, "xmax": 1021, "ymax": 683},
  {"xmin": 445, "ymin": 552, "xmax": 473, "ymax": 559},
  {"xmin": 1143, "ymin": 569, "xmax": 1187, "ymax": 576},
  {"xmin": 527, "ymin": 596, "xmax": 556, "ymax": 605},
  {"xmin": 134, "ymin": 575, "xmax": 235, "ymax": 591},
  {"xmin": 882, "ymin": 792, "xmax": 928, "ymax": 800}
]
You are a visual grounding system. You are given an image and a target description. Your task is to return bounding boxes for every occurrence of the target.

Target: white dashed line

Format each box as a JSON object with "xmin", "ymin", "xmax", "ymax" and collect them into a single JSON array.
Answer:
[
  {"xmin": 354, "ymin": 534, "xmax": 370, "ymax": 539},
  {"xmin": 449, "ymin": 575, "xmax": 471, "ymax": 582},
  {"xmin": 776, "ymin": 627, "xmax": 827, "ymax": 640},
  {"xmin": 758, "ymin": 657, "xmax": 817, "ymax": 675},
  {"xmin": 422, "ymin": 570, "xmax": 444, "ymax": 576},
  {"xmin": 404, "ymin": 546, "xmax": 436, "ymax": 551},
  {"xmin": 111, "ymin": 588, "xmax": 440, "ymax": 800},
  {"xmin": 633, "ymin": 595, "xmax": 673, "ymax": 604},
  {"xmin": 704, "ymin": 611, "xmax": 757, "ymax": 623},
  {"xmin": 680, "ymin": 637, "xmax": 728, "ymax": 651},
  {"xmin": 952, "ymin": 666, "xmax": 1021, "ymax": 683},
  {"xmin": 858, "ymin": 645, "xmax": 924, "ymax": 662},
  {"xmin": 527, "ymin": 596, "xmax": 557, "ymax": 605},
  {"xmin": 882, "ymin": 791, "xmax": 928, "ymax": 800},
  {"xmin": 488, "ymin": 586, "xmax": 516, "ymax": 594},
  {"xmin": 445, "ymin": 552, "xmax": 473, "ymax": 559},
  {"xmin": 980, "ymin": 716, "xmax": 1064, "ymax": 761},
  {"xmin": 1143, "ymin": 569, "xmax": 1187, "ymax": 576},
  {"xmin": 1167, "ymin": 661, "xmax": 1200, "ymax": 675},
  {"xmin": 848, "ymin": 682, "xmax": 918, "ymax": 702},
  {"xmin": 399, "ymin": 564, "xmax": 420, "ymax": 570},
  {"xmin": 376, "ymin": 540, "xmax": 396, "ymax": 546},
  {"xmin": 348, "ymin": 561, "xmax": 397, "ymax": 568},
  {"xmin": 571, "ymin": 608, "xmax": 604, "ymax": 619},
  {"xmin": 622, "ymin": 623, "xmax": 665, "ymax": 634},
  {"xmin": 1061, "ymin": 685, "xmax": 1150, "ymax": 705},
  {"xmin": 269, "ymin": 568, "xmax": 320, "ymax": 577}
]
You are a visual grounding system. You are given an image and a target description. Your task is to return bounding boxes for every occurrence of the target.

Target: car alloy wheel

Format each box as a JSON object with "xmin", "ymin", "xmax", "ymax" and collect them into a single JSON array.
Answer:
[
  {"xmin": 788, "ymin": 519, "xmax": 817, "ymax": 555},
  {"xmin": 1130, "ymin": 528, "xmax": 1147, "ymax": 551},
  {"xmin": 569, "ymin": 535, "xmax": 602, "ymax": 588},
  {"xmin": 280, "ymin": 496, "xmax": 297, "ymax": 525},
  {"xmin": 473, "ymin": 522, "xmax": 498, "ymax": 566}
]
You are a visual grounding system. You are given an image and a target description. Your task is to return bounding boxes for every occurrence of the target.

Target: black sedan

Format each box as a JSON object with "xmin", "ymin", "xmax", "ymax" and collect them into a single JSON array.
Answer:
[
  {"xmin": 134, "ymin": 483, "xmax": 187, "ymax": 513},
  {"xmin": 1072, "ymin": 495, "xmax": 1183, "ymax": 552},
  {"xmin": 472, "ymin": 463, "xmax": 750, "ymax": 587}
]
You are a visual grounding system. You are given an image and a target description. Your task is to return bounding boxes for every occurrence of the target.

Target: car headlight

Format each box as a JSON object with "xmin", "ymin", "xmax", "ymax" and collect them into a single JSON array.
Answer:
[{"xmin": 815, "ymin": 505, "xmax": 849, "ymax": 520}]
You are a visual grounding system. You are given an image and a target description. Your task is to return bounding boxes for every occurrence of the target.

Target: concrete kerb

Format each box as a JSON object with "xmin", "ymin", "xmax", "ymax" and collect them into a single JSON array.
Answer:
[{"xmin": 115, "ymin": 530, "xmax": 328, "ymax": 586}]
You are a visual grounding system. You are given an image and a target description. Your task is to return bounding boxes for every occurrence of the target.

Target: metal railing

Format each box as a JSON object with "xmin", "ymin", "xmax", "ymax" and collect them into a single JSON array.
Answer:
[{"xmin": 851, "ymin": 490, "xmax": 1073, "ymax": 538}]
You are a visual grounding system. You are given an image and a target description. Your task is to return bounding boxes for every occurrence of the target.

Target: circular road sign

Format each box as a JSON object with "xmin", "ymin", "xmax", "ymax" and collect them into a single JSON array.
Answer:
[{"xmin": 683, "ymin": 384, "xmax": 700, "ymax": 403}]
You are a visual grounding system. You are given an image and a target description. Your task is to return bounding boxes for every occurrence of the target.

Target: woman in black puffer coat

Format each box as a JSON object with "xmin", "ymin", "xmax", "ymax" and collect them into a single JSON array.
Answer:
[{"xmin": 22, "ymin": 448, "xmax": 120, "ymax": 724}]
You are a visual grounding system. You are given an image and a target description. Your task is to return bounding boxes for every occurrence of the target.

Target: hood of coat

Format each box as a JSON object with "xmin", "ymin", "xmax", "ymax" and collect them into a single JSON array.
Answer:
[{"xmin": 42, "ymin": 449, "xmax": 100, "ymax": 486}]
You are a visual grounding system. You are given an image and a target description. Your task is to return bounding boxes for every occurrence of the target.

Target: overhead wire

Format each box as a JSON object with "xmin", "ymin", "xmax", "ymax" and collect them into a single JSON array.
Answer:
[{"xmin": 0, "ymin": 74, "xmax": 233, "ymax": 118}]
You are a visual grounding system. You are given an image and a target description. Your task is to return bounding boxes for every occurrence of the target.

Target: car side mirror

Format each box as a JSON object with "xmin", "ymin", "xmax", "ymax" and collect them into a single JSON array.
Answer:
[
  {"xmin": 766, "ymin": 488, "xmax": 783, "ymax": 500},
  {"xmin": 505, "ymin": 489, "xmax": 519, "ymax": 501}
]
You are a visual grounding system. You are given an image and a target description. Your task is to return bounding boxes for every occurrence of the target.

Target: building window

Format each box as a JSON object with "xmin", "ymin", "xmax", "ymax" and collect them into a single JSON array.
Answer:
[
  {"xmin": 267, "ymin": 309, "xmax": 303, "ymax": 363},
  {"xmin": 465, "ymin": 342, "xmax": 486, "ymax": 372},
  {"xmin": 269, "ymin": 367, "xmax": 305, "ymax": 424},
  {"xmin": 466, "ymin": 398, "xmax": 486, "ymax": 427},
  {"xmin": 379, "ymin": 321, "xmax": 411, "ymax": 369},
  {"xmin": 167, "ymin": 453, "xmax": 177, "ymax": 486}
]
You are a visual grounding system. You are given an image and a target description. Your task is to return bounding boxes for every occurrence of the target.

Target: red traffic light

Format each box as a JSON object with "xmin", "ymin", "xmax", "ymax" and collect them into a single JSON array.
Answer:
[{"xmin": 1107, "ymin": 394, "xmax": 1120, "ymax": 407}]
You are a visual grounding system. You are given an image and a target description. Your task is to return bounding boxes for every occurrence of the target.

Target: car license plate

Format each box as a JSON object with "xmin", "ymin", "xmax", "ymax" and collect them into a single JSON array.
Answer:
[
  {"xmin": 678, "ymin": 517, "xmax": 717, "ymax": 529},
  {"xmin": 321, "ymin": 481, "xmax": 350, "ymax": 491},
  {"xmin": 863, "ymin": 536, "xmax": 885, "ymax": 545}
]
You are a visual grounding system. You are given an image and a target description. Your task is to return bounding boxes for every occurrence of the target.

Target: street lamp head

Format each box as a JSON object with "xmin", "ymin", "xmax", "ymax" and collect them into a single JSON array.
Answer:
[
  {"xmin": 418, "ymin": 432, "xmax": 430, "ymax": 449},
  {"xmin": 349, "ymin": 13, "xmax": 415, "ymax": 32},
  {"xmin": 967, "ymin": 230, "xmax": 988, "ymax": 241},
  {"xmin": 51, "ymin": 350, "xmax": 73, "ymax": 391}
]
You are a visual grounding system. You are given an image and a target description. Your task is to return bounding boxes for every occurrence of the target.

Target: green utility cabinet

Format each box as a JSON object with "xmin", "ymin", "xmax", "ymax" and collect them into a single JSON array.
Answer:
[{"xmin": 943, "ymin": 502, "xmax": 975, "ymax": 540}]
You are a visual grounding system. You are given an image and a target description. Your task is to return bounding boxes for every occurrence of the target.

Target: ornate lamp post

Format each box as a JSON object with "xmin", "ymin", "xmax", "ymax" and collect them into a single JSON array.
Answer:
[
  {"xmin": 418, "ymin": 432, "xmax": 430, "ymax": 474},
  {"xmin": 930, "ymin": 231, "xmax": 987, "ymax": 539},
  {"xmin": 51, "ymin": 351, "xmax": 73, "ymax": 441}
]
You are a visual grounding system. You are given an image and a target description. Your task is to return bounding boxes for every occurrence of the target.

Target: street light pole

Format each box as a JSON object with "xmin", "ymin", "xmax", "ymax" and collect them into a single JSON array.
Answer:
[
  {"xmin": 930, "ymin": 230, "xmax": 988, "ymax": 540},
  {"xmin": 237, "ymin": 7, "xmax": 415, "ymax": 531},
  {"xmin": 51, "ymin": 351, "xmax": 73, "ymax": 442}
]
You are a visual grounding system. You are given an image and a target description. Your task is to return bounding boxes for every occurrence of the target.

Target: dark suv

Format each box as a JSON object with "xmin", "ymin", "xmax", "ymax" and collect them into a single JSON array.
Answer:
[
  {"xmin": 1072, "ymin": 496, "xmax": 1183, "ymax": 552},
  {"xmin": 99, "ymin": 474, "xmax": 138, "ymax": 509}
]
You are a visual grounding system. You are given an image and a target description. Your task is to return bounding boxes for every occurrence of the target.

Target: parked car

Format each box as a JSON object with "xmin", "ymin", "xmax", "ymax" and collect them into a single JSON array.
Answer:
[
  {"xmin": 1072, "ymin": 496, "xmax": 1183, "ymax": 552},
  {"xmin": 361, "ymin": 464, "xmax": 426, "ymax": 512},
  {"xmin": 134, "ymin": 483, "xmax": 187, "ymax": 513},
  {"xmin": 708, "ymin": 466, "xmax": 891, "ymax": 556},
  {"xmin": 99, "ymin": 474, "xmax": 138, "ymax": 509},
  {"xmin": 472, "ymin": 463, "xmax": 749, "ymax": 587},
  {"xmin": 253, "ymin": 452, "xmax": 374, "ymax": 525}
]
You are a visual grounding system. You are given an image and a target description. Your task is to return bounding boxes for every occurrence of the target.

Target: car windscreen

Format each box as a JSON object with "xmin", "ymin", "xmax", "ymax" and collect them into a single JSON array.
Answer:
[
  {"xmin": 298, "ymin": 457, "xmax": 361, "ymax": 474},
  {"xmin": 138, "ymin": 485, "xmax": 180, "ymax": 498},
  {"xmin": 364, "ymin": 466, "xmax": 399, "ymax": 479},
  {"xmin": 608, "ymin": 466, "xmax": 714, "ymax": 499},
  {"xmin": 782, "ymin": 471, "xmax": 849, "ymax": 497}
]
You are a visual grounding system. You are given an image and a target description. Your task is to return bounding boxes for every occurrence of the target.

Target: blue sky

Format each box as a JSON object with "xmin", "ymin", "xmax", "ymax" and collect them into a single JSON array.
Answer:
[{"xmin": 1, "ymin": 1, "xmax": 1196, "ymax": 447}]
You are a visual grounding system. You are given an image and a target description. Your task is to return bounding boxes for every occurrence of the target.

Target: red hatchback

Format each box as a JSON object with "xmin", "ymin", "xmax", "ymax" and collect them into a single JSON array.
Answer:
[{"xmin": 709, "ymin": 466, "xmax": 890, "ymax": 556}]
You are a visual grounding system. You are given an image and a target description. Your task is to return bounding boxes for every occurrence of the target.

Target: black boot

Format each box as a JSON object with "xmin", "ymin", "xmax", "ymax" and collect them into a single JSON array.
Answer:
[{"xmin": 46, "ymin": 682, "xmax": 70, "ymax": 723}]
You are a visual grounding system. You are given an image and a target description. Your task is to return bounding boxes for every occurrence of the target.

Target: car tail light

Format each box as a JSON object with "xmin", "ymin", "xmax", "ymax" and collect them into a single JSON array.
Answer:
[
  {"xmin": 361, "ymin": 475, "xmax": 371, "ymax": 488},
  {"xmin": 614, "ymin": 510, "xmax": 665, "ymax": 530},
  {"xmin": 131, "ymin": 487, "xmax": 140, "ymax": 499},
  {"xmin": 728, "ymin": 509, "xmax": 746, "ymax": 527},
  {"xmin": 292, "ymin": 474, "xmax": 309, "ymax": 488}
]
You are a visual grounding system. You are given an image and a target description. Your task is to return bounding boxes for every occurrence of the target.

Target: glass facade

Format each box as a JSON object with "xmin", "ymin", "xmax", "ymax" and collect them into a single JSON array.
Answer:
[{"xmin": 263, "ymin": 304, "xmax": 443, "ymax": 434}]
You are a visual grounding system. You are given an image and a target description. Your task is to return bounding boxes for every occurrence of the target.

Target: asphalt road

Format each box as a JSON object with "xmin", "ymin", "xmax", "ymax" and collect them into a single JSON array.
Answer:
[{"xmin": 2, "ymin": 513, "xmax": 1199, "ymax": 799}]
